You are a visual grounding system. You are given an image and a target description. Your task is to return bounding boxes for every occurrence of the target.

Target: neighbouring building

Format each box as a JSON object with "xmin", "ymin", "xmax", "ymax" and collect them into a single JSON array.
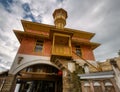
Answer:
[{"xmin": 0, "ymin": 8, "xmax": 120, "ymax": 92}]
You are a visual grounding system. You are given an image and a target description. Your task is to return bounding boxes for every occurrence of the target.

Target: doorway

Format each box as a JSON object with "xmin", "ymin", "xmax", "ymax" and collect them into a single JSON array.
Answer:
[
  {"xmin": 16, "ymin": 64, "xmax": 62, "ymax": 92},
  {"xmin": 19, "ymin": 80, "xmax": 55, "ymax": 92}
]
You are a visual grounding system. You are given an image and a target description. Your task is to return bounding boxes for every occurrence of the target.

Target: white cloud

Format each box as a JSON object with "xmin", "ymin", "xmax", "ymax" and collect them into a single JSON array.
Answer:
[
  {"xmin": 0, "ymin": 2, "xmax": 23, "ymax": 70},
  {"xmin": 19, "ymin": 0, "xmax": 32, "ymax": 4},
  {"xmin": 63, "ymin": 0, "xmax": 120, "ymax": 61},
  {"xmin": 0, "ymin": 0, "xmax": 120, "ymax": 72}
]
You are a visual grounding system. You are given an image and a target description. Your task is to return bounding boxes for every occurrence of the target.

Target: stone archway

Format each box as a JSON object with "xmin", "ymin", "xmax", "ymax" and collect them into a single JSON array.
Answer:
[
  {"xmin": 9, "ymin": 59, "xmax": 60, "ymax": 75},
  {"xmin": 14, "ymin": 64, "xmax": 62, "ymax": 92}
]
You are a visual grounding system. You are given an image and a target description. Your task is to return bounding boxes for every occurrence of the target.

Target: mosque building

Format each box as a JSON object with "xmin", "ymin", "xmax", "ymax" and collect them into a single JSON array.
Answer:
[{"xmin": 0, "ymin": 8, "xmax": 120, "ymax": 92}]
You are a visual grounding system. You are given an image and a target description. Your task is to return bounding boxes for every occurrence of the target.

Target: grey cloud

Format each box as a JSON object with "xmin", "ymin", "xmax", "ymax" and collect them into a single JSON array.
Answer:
[
  {"xmin": 63, "ymin": 0, "xmax": 120, "ymax": 61},
  {"xmin": 0, "ymin": 0, "xmax": 120, "ymax": 73},
  {"xmin": 0, "ymin": 51, "xmax": 13, "ymax": 62},
  {"xmin": 0, "ymin": 57, "xmax": 12, "ymax": 69},
  {"xmin": 0, "ymin": 34, "xmax": 9, "ymax": 42}
]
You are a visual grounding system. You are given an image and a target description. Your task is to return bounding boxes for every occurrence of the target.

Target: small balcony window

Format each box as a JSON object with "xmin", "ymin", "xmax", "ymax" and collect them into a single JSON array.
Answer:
[
  {"xmin": 35, "ymin": 40, "xmax": 43, "ymax": 52},
  {"xmin": 75, "ymin": 46, "xmax": 82, "ymax": 56}
]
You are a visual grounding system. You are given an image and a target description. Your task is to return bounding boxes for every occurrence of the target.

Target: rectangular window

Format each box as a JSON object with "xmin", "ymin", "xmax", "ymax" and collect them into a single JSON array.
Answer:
[
  {"xmin": 75, "ymin": 45, "xmax": 82, "ymax": 56},
  {"xmin": 35, "ymin": 40, "xmax": 43, "ymax": 52}
]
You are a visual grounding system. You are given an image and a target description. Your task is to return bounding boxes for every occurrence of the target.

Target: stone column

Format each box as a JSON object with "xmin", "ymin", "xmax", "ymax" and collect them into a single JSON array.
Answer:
[
  {"xmin": 89, "ymin": 80, "xmax": 94, "ymax": 92},
  {"xmin": 62, "ymin": 69, "xmax": 71, "ymax": 92},
  {"xmin": 110, "ymin": 59, "xmax": 120, "ymax": 90},
  {"xmin": 62, "ymin": 69, "xmax": 81, "ymax": 92},
  {"xmin": 100, "ymin": 80, "xmax": 105, "ymax": 92},
  {"xmin": 110, "ymin": 79, "xmax": 120, "ymax": 92},
  {"xmin": 84, "ymin": 63, "xmax": 89, "ymax": 74},
  {"xmin": 81, "ymin": 81, "xmax": 85, "ymax": 92},
  {"xmin": 0, "ymin": 74, "xmax": 16, "ymax": 92}
]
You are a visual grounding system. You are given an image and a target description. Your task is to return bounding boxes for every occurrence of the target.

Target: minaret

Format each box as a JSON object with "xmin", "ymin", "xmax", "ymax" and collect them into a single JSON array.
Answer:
[{"xmin": 53, "ymin": 8, "xmax": 68, "ymax": 29}]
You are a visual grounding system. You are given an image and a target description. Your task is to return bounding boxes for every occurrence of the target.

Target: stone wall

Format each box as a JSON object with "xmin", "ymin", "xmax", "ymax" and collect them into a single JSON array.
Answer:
[{"xmin": 0, "ymin": 75, "xmax": 16, "ymax": 92}]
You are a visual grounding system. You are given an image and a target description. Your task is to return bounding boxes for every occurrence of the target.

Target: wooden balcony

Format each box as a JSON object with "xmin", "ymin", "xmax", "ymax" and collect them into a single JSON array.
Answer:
[
  {"xmin": 51, "ymin": 33, "xmax": 72, "ymax": 61},
  {"xmin": 52, "ymin": 45, "xmax": 71, "ymax": 57}
]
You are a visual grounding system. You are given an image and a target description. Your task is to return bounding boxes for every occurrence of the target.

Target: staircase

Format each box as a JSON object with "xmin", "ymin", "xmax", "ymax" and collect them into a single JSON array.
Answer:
[
  {"xmin": 51, "ymin": 57, "xmax": 70, "ymax": 72},
  {"xmin": 50, "ymin": 50, "xmax": 103, "ymax": 92},
  {"xmin": 72, "ymin": 51, "xmax": 102, "ymax": 72}
]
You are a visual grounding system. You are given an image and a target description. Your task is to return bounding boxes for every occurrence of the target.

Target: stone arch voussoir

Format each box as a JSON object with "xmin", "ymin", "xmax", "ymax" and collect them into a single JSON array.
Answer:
[{"xmin": 11, "ymin": 60, "xmax": 60, "ymax": 75}]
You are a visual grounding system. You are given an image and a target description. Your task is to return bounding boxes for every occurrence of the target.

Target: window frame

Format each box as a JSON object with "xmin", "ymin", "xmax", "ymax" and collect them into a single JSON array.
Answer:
[
  {"xmin": 75, "ymin": 45, "xmax": 82, "ymax": 56},
  {"xmin": 34, "ymin": 40, "xmax": 44, "ymax": 52}
]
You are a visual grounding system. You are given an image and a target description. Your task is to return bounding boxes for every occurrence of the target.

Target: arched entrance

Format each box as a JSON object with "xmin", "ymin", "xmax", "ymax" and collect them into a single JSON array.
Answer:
[{"xmin": 15, "ymin": 64, "xmax": 62, "ymax": 92}]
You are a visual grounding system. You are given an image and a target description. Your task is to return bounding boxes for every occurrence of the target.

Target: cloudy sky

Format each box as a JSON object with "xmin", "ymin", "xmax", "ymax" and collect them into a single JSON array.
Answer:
[{"xmin": 0, "ymin": 0, "xmax": 120, "ymax": 72}]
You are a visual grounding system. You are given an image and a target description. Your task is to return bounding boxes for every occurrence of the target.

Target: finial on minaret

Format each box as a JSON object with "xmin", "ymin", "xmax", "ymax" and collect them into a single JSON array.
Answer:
[{"xmin": 53, "ymin": 8, "xmax": 68, "ymax": 29}]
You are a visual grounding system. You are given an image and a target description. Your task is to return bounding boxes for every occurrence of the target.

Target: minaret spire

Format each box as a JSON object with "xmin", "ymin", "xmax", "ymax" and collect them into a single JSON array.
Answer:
[{"xmin": 53, "ymin": 8, "xmax": 68, "ymax": 29}]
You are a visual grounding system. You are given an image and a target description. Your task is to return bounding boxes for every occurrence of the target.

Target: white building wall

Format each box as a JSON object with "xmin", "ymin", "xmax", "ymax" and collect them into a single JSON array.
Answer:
[{"xmin": 9, "ymin": 54, "xmax": 59, "ymax": 75}]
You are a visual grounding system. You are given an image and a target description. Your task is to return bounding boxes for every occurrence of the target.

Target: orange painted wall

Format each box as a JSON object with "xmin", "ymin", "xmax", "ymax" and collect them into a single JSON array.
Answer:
[
  {"xmin": 18, "ymin": 37, "xmax": 35, "ymax": 54},
  {"xmin": 43, "ymin": 40, "xmax": 52, "ymax": 56},
  {"xmin": 18, "ymin": 36, "xmax": 95, "ymax": 60},
  {"xmin": 81, "ymin": 45, "xmax": 95, "ymax": 60},
  {"xmin": 18, "ymin": 37, "xmax": 52, "ymax": 57},
  {"xmin": 72, "ymin": 45, "xmax": 95, "ymax": 60}
]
